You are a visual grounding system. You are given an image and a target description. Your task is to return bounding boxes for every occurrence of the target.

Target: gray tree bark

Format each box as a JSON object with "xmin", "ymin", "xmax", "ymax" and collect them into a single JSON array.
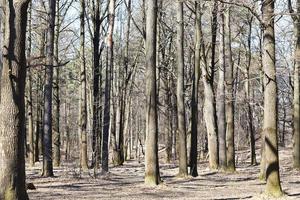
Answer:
[
  {"xmin": 0, "ymin": 0, "xmax": 30, "ymax": 199},
  {"xmin": 144, "ymin": 0, "xmax": 161, "ymax": 185},
  {"xmin": 42, "ymin": 0, "xmax": 56, "ymax": 177},
  {"xmin": 262, "ymin": 0, "xmax": 282, "ymax": 196},
  {"xmin": 176, "ymin": 1, "xmax": 188, "ymax": 177}
]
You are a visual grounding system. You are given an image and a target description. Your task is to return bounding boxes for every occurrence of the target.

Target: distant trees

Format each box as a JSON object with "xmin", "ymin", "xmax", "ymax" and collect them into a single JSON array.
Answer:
[
  {"xmin": 1, "ymin": 0, "xmax": 299, "ymax": 198},
  {"xmin": 0, "ymin": 0, "xmax": 30, "ymax": 199}
]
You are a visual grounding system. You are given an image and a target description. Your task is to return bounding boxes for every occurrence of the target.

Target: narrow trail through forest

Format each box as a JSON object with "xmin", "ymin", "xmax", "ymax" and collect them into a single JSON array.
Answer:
[{"xmin": 27, "ymin": 148, "xmax": 300, "ymax": 200}]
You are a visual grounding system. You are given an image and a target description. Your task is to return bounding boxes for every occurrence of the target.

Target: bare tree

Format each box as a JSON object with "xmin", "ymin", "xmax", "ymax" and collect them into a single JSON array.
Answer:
[
  {"xmin": 144, "ymin": 0, "xmax": 161, "ymax": 185},
  {"xmin": 176, "ymin": 1, "xmax": 188, "ymax": 177},
  {"xmin": 262, "ymin": 0, "xmax": 282, "ymax": 196},
  {"xmin": 42, "ymin": 0, "xmax": 56, "ymax": 177},
  {"xmin": 0, "ymin": 0, "xmax": 30, "ymax": 198}
]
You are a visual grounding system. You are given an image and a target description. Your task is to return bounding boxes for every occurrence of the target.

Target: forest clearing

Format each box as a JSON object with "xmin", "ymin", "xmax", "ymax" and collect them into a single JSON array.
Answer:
[{"xmin": 27, "ymin": 148, "xmax": 300, "ymax": 200}]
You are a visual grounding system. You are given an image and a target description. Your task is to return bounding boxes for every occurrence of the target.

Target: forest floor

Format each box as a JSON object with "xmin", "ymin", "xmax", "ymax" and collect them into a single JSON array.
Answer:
[{"xmin": 27, "ymin": 147, "xmax": 300, "ymax": 200}]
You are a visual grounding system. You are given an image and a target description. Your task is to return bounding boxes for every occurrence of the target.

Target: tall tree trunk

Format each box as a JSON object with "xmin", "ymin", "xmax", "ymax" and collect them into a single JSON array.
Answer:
[
  {"xmin": 262, "ymin": 0, "xmax": 282, "ymax": 196},
  {"xmin": 92, "ymin": 0, "xmax": 102, "ymax": 169},
  {"xmin": 190, "ymin": 1, "xmax": 201, "ymax": 177},
  {"xmin": 27, "ymin": 2, "xmax": 34, "ymax": 167},
  {"xmin": 79, "ymin": 0, "xmax": 89, "ymax": 170},
  {"xmin": 201, "ymin": 0, "xmax": 219, "ymax": 170},
  {"xmin": 224, "ymin": 5, "xmax": 235, "ymax": 172},
  {"xmin": 0, "ymin": 0, "xmax": 30, "ymax": 199},
  {"xmin": 53, "ymin": 0, "xmax": 61, "ymax": 167},
  {"xmin": 42, "ymin": 0, "xmax": 56, "ymax": 177},
  {"xmin": 246, "ymin": 16, "xmax": 256, "ymax": 166},
  {"xmin": 176, "ymin": 1, "xmax": 188, "ymax": 177},
  {"xmin": 217, "ymin": 4, "xmax": 226, "ymax": 170},
  {"xmin": 144, "ymin": 0, "xmax": 161, "ymax": 185},
  {"xmin": 292, "ymin": 0, "xmax": 300, "ymax": 169},
  {"xmin": 102, "ymin": 0, "xmax": 115, "ymax": 173}
]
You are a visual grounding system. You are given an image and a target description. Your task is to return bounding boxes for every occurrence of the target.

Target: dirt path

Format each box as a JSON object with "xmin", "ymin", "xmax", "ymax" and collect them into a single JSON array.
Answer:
[{"xmin": 27, "ymin": 148, "xmax": 300, "ymax": 200}]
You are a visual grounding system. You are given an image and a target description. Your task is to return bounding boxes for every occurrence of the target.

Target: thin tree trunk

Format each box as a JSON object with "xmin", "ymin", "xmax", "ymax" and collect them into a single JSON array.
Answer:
[
  {"xmin": 190, "ymin": 1, "xmax": 201, "ymax": 177},
  {"xmin": 262, "ymin": 0, "xmax": 282, "ymax": 196},
  {"xmin": 42, "ymin": 0, "xmax": 56, "ymax": 177},
  {"xmin": 79, "ymin": 0, "xmax": 89, "ymax": 170},
  {"xmin": 246, "ymin": 16, "xmax": 256, "ymax": 166},
  {"xmin": 200, "ymin": 0, "xmax": 219, "ymax": 170},
  {"xmin": 224, "ymin": 5, "xmax": 235, "ymax": 172},
  {"xmin": 92, "ymin": 0, "xmax": 102, "ymax": 169},
  {"xmin": 144, "ymin": 0, "xmax": 161, "ymax": 185},
  {"xmin": 53, "ymin": 0, "xmax": 61, "ymax": 167},
  {"xmin": 176, "ymin": 1, "xmax": 188, "ymax": 177},
  {"xmin": 0, "ymin": 0, "xmax": 30, "ymax": 199},
  {"xmin": 102, "ymin": 0, "xmax": 115, "ymax": 173},
  {"xmin": 27, "ymin": 2, "xmax": 34, "ymax": 167},
  {"xmin": 292, "ymin": 0, "xmax": 300, "ymax": 169},
  {"xmin": 217, "ymin": 4, "xmax": 226, "ymax": 170}
]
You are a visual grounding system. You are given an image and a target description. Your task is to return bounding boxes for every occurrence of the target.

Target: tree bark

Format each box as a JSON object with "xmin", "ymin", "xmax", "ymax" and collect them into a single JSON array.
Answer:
[
  {"xmin": 42, "ymin": 0, "xmax": 56, "ymax": 177},
  {"xmin": 27, "ymin": 2, "xmax": 34, "ymax": 167},
  {"xmin": 144, "ymin": 0, "xmax": 161, "ymax": 185},
  {"xmin": 53, "ymin": 0, "xmax": 61, "ymax": 168},
  {"xmin": 102, "ymin": 0, "xmax": 115, "ymax": 173},
  {"xmin": 262, "ymin": 0, "xmax": 282, "ymax": 196},
  {"xmin": 79, "ymin": 0, "xmax": 89, "ymax": 170},
  {"xmin": 0, "ymin": 0, "xmax": 30, "ymax": 199},
  {"xmin": 292, "ymin": 0, "xmax": 300, "ymax": 170},
  {"xmin": 200, "ymin": 0, "xmax": 219, "ymax": 170},
  {"xmin": 190, "ymin": 1, "xmax": 201, "ymax": 177},
  {"xmin": 91, "ymin": 0, "xmax": 102, "ymax": 169},
  {"xmin": 224, "ymin": 5, "xmax": 235, "ymax": 172},
  {"xmin": 217, "ymin": 4, "xmax": 226, "ymax": 170},
  {"xmin": 176, "ymin": 1, "xmax": 188, "ymax": 177}
]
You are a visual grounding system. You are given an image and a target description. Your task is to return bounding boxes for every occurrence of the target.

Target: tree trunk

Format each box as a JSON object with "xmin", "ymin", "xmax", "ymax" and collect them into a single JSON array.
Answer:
[
  {"xmin": 42, "ymin": 0, "xmax": 56, "ymax": 177},
  {"xmin": 79, "ymin": 0, "xmax": 89, "ymax": 170},
  {"xmin": 262, "ymin": 0, "xmax": 282, "ymax": 196},
  {"xmin": 200, "ymin": 0, "xmax": 219, "ymax": 170},
  {"xmin": 246, "ymin": 16, "xmax": 257, "ymax": 166},
  {"xmin": 224, "ymin": 6, "xmax": 235, "ymax": 172},
  {"xmin": 190, "ymin": 1, "xmax": 201, "ymax": 177},
  {"xmin": 27, "ymin": 2, "xmax": 34, "ymax": 167},
  {"xmin": 217, "ymin": 4, "xmax": 226, "ymax": 170},
  {"xmin": 92, "ymin": 0, "xmax": 102, "ymax": 169},
  {"xmin": 176, "ymin": 1, "xmax": 188, "ymax": 177},
  {"xmin": 293, "ymin": 0, "xmax": 300, "ymax": 169},
  {"xmin": 0, "ymin": 0, "xmax": 30, "ymax": 199},
  {"xmin": 102, "ymin": 0, "xmax": 115, "ymax": 173},
  {"xmin": 144, "ymin": 0, "xmax": 161, "ymax": 185},
  {"xmin": 53, "ymin": 0, "xmax": 61, "ymax": 167}
]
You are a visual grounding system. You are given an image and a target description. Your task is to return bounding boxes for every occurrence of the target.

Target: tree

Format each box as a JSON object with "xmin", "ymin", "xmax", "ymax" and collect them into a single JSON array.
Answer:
[
  {"xmin": 102, "ymin": 0, "xmax": 115, "ymax": 173},
  {"xmin": 53, "ymin": 0, "xmax": 61, "ymax": 168},
  {"xmin": 262, "ymin": 0, "xmax": 282, "ymax": 196},
  {"xmin": 217, "ymin": 3, "xmax": 227, "ymax": 170},
  {"xmin": 190, "ymin": 1, "xmax": 201, "ymax": 177},
  {"xmin": 144, "ymin": 0, "xmax": 161, "ymax": 185},
  {"xmin": 176, "ymin": 1, "xmax": 188, "ymax": 177},
  {"xmin": 91, "ymin": 0, "xmax": 102, "ymax": 169},
  {"xmin": 201, "ymin": 0, "xmax": 219, "ymax": 170},
  {"xmin": 42, "ymin": 0, "xmax": 56, "ymax": 177},
  {"xmin": 79, "ymin": 0, "xmax": 89, "ymax": 170},
  {"xmin": 0, "ymin": 0, "xmax": 30, "ymax": 199},
  {"xmin": 27, "ymin": 2, "xmax": 34, "ymax": 167},
  {"xmin": 288, "ymin": 0, "xmax": 300, "ymax": 170},
  {"xmin": 224, "ymin": 5, "xmax": 235, "ymax": 172}
]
